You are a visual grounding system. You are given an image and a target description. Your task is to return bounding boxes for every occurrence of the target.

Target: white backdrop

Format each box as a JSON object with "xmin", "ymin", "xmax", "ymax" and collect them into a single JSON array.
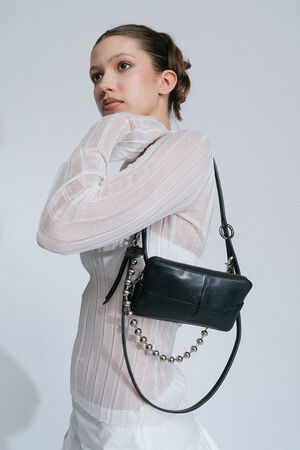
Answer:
[{"xmin": 0, "ymin": 1, "xmax": 299, "ymax": 449}]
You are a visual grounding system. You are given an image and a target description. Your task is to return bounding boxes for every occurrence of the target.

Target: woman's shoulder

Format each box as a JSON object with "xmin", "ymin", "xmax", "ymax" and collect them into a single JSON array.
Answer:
[
  {"xmin": 168, "ymin": 127, "xmax": 212, "ymax": 157},
  {"xmin": 170, "ymin": 126, "xmax": 208, "ymax": 140}
]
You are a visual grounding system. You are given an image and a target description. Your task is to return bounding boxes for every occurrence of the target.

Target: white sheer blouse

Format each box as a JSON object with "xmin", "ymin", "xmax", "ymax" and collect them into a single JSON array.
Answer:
[{"xmin": 36, "ymin": 112, "xmax": 216, "ymax": 427}]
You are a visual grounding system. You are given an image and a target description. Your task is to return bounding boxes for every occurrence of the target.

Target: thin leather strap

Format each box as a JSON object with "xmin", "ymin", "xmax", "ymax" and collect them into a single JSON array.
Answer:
[
  {"xmin": 120, "ymin": 157, "xmax": 243, "ymax": 413},
  {"xmin": 102, "ymin": 247, "xmax": 144, "ymax": 305},
  {"xmin": 121, "ymin": 307, "xmax": 241, "ymax": 413},
  {"xmin": 142, "ymin": 158, "xmax": 240, "ymax": 272}
]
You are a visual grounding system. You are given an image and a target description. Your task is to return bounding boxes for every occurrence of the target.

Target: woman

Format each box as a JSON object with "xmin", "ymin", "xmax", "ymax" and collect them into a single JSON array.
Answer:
[{"xmin": 37, "ymin": 24, "xmax": 219, "ymax": 450}]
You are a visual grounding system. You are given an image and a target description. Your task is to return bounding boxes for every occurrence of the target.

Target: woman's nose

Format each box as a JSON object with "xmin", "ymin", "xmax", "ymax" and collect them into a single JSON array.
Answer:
[{"xmin": 97, "ymin": 72, "xmax": 116, "ymax": 93}]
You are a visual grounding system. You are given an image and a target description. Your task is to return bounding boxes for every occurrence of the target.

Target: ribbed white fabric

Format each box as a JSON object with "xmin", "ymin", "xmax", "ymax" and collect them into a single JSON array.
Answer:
[{"xmin": 36, "ymin": 112, "xmax": 216, "ymax": 428}]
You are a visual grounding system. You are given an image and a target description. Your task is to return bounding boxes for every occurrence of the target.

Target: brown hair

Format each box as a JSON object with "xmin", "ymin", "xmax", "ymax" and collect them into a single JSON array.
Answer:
[{"xmin": 92, "ymin": 24, "xmax": 191, "ymax": 121}]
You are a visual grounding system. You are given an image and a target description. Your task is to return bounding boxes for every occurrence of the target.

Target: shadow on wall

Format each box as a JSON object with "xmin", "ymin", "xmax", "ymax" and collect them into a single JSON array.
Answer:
[{"xmin": 0, "ymin": 347, "xmax": 40, "ymax": 449}]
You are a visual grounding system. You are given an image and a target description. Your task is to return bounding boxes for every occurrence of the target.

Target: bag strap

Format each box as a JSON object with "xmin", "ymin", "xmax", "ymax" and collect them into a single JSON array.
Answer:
[
  {"xmin": 141, "ymin": 158, "xmax": 240, "ymax": 270},
  {"xmin": 121, "ymin": 304, "xmax": 241, "ymax": 413},
  {"xmin": 103, "ymin": 157, "xmax": 240, "ymax": 305},
  {"xmin": 119, "ymin": 157, "xmax": 243, "ymax": 413}
]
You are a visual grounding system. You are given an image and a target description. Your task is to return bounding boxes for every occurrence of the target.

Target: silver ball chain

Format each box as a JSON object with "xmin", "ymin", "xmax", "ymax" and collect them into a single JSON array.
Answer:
[{"xmin": 122, "ymin": 232, "xmax": 209, "ymax": 363}]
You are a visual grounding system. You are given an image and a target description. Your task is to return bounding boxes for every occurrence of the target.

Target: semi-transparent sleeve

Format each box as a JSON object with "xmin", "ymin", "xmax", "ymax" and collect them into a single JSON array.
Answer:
[{"xmin": 36, "ymin": 111, "xmax": 214, "ymax": 255}]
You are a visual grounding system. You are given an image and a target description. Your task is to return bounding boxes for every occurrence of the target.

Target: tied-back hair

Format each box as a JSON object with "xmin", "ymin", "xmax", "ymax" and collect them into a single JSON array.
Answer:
[{"xmin": 92, "ymin": 24, "xmax": 191, "ymax": 122}]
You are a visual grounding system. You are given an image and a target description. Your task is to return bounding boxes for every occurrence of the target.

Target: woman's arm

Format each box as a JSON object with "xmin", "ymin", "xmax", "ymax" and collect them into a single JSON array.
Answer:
[{"xmin": 36, "ymin": 112, "xmax": 214, "ymax": 255}]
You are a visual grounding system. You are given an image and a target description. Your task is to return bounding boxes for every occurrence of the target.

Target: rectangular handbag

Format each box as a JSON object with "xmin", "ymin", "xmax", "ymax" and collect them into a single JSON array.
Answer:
[
  {"xmin": 130, "ymin": 256, "xmax": 251, "ymax": 332},
  {"xmin": 103, "ymin": 158, "xmax": 253, "ymax": 414}
]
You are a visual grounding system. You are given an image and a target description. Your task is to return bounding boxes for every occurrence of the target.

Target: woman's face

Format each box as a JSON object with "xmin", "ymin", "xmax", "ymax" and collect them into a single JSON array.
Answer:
[{"xmin": 89, "ymin": 35, "xmax": 168, "ymax": 118}]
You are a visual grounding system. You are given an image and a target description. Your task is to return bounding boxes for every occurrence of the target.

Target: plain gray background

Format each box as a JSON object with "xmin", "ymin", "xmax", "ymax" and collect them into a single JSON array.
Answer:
[{"xmin": 0, "ymin": 1, "xmax": 299, "ymax": 449}]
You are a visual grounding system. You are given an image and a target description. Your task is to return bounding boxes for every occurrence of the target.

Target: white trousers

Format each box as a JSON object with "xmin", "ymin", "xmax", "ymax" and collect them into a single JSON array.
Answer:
[{"xmin": 62, "ymin": 400, "xmax": 220, "ymax": 450}]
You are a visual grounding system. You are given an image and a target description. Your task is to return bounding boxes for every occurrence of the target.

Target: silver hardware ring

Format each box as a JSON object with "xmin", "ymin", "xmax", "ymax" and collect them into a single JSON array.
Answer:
[{"xmin": 219, "ymin": 223, "xmax": 234, "ymax": 239}]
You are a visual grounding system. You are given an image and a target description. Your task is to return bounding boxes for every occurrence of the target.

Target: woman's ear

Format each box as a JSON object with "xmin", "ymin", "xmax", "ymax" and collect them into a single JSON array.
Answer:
[{"xmin": 158, "ymin": 70, "xmax": 177, "ymax": 95}]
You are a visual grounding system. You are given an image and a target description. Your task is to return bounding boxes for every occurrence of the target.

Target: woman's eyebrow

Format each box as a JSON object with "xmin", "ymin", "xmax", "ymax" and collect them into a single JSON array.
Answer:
[{"xmin": 89, "ymin": 53, "xmax": 136, "ymax": 73}]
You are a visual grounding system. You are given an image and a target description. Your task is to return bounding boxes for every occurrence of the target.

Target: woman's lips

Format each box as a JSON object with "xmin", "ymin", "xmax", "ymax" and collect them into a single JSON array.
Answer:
[{"xmin": 104, "ymin": 101, "xmax": 123, "ymax": 111}]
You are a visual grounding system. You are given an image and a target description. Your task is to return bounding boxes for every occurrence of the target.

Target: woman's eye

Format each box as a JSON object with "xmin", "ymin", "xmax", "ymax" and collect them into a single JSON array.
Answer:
[
  {"xmin": 91, "ymin": 73, "xmax": 101, "ymax": 82},
  {"xmin": 90, "ymin": 61, "xmax": 131, "ymax": 83},
  {"xmin": 119, "ymin": 61, "xmax": 131, "ymax": 70}
]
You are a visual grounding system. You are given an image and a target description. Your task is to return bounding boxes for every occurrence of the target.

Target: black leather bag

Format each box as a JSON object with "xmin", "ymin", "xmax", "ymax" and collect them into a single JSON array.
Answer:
[{"xmin": 103, "ymin": 158, "xmax": 253, "ymax": 414}]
